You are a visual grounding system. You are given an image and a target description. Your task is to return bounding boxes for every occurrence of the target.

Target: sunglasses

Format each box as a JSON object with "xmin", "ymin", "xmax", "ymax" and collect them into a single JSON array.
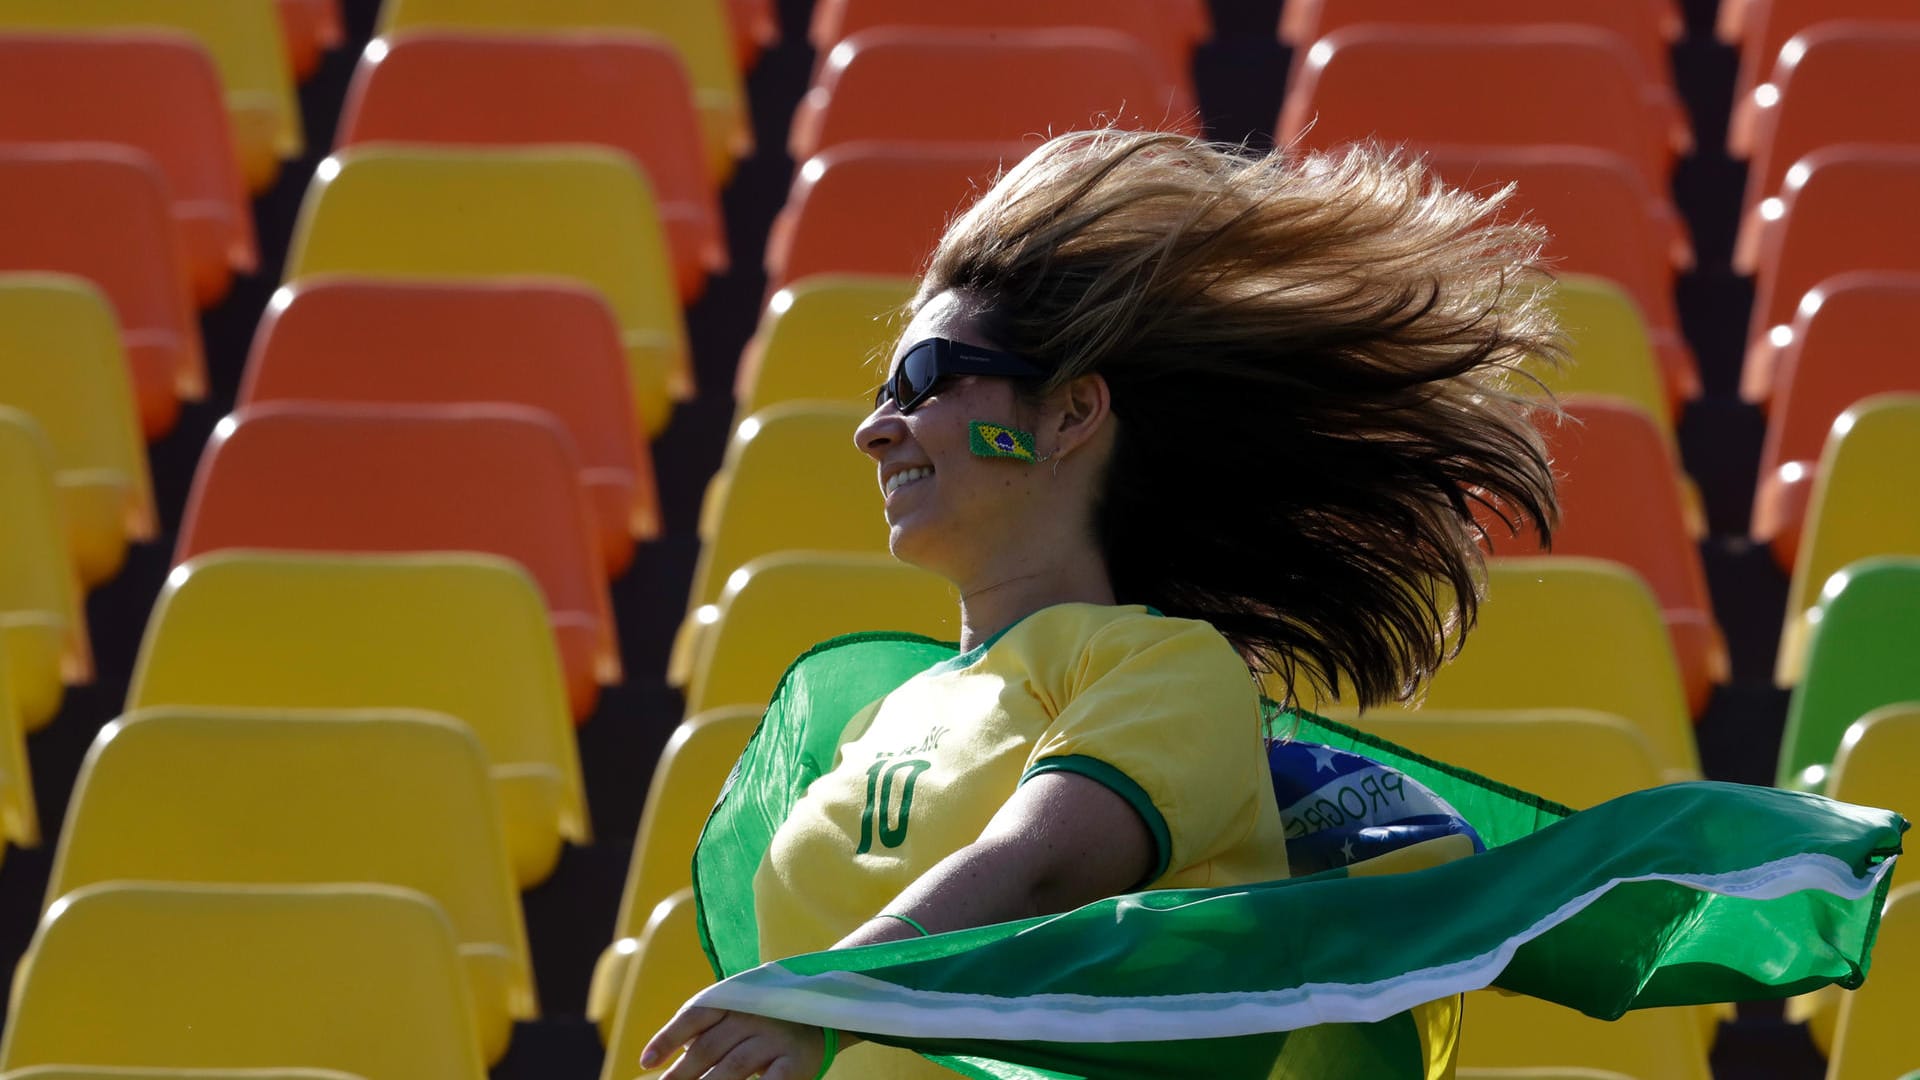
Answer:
[{"xmin": 875, "ymin": 337, "xmax": 1049, "ymax": 415}]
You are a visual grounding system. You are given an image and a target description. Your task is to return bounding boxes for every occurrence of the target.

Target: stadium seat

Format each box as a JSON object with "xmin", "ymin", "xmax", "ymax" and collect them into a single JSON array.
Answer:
[
  {"xmin": 1458, "ymin": 992, "xmax": 1712, "ymax": 1080},
  {"xmin": 588, "ymin": 706, "xmax": 757, "ymax": 1035},
  {"xmin": 0, "ymin": 146, "xmax": 204, "ymax": 438},
  {"xmin": 1537, "ymin": 275, "xmax": 1680, "ymax": 433},
  {"xmin": 0, "ymin": 409, "xmax": 90, "ymax": 732},
  {"xmin": 374, "ymin": 0, "xmax": 749, "ymax": 185},
  {"xmin": 1286, "ymin": 0, "xmax": 1681, "ymax": 44},
  {"xmin": 1349, "ymin": 710, "xmax": 1662, "ymax": 811},
  {"xmin": 1281, "ymin": 27, "xmax": 1687, "ymax": 193},
  {"xmin": 599, "ymin": 889, "xmax": 710, "ymax": 1079},
  {"xmin": 2, "ymin": 1070, "xmax": 367, "ymax": 1080},
  {"xmin": 1741, "ymin": 148, "xmax": 1920, "ymax": 405},
  {"xmin": 285, "ymin": 146, "xmax": 689, "ymax": 432},
  {"xmin": 0, "ymin": 0, "xmax": 304, "ymax": 192},
  {"xmin": 1776, "ymin": 558, "xmax": 1920, "ymax": 788},
  {"xmin": 0, "ymin": 883, "xmax": 487, "ymax": 1080},
  {"xmin": 724, "ymin": 0, "xmax": 776, "ymax": 72},
  {"xmin": 681, "ymin": 552, "xmax": 958, "ymax": 716},
  {"xmin": 1776, "ymin": 396, "xmax": 1920, "ymax": 684},
  {"xmin": 790, "ymin": 28, "xmax": 1201, "ymax": 162},
  {"xmin": 1824, "ymin": 882, "xmax": 1920, "ymax": 1080},
  {"xmin": 0, "ymin": 34, "xmax": 257, "ymax": 307},
  {"xmin": 337, "ymin": 33, "xmax": 726, "ymax": 304},
  {"xmin": 1458, "ymin": 1072, "xmax": 1637, "ymax": 1080},
  {"xmin": 278, "ymin": 0, "xmax": 343, "ymax": 81},
  {"xmin": 0, "ymin": 274, "xmax": 157, "ymax": 586},
  {"xmin": 51, "ymin": 708, "xmax": 534, "ymax": 1064},
  {"xmin": 767, "ymin": 142, "xmax": 1016, "ymax": 294},
  {"xmin": 240, "ymin": 277, "xmax": 659, "ymax": 576},
  {"xmin": 1732, "ymin": 23, "xmax": 1920, "ymax": 269},
  {"xmin": 1750, "ymin": 273, "xmax": 1920, "ymax": 569},
  {"xmin": 127, "ymin": 551, "xmax": 591, "ymax": 888},
  {"xmin": 173, "ymin": 405, "xmax": 618, "ymax": 718},
  {"xmin": 0, "ymin": 640, "xmax": 40, "ymax": 871},
  {"xmin": 735, "ymin": 274, "xmax": 916, "ymax": 421},
  {"xmin": 1728, "ymin": 0, "xmax": 1920, "ymax": 156},
  {"xmin": 1825, "ymin": 703, "xmax": 1920, "ymax": 834}
]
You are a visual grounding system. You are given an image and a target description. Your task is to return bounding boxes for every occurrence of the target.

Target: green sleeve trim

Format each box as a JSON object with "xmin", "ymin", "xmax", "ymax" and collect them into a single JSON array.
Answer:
[{"xmin": 1022, "ymin": 754, "xmax": 1173, "ymax": 885}]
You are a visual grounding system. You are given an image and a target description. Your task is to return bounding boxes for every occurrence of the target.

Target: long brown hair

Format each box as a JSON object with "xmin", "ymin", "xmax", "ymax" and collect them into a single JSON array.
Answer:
[{"xmin": 916, "ymin": 129, "xmax": 1564, "ymax": 710}]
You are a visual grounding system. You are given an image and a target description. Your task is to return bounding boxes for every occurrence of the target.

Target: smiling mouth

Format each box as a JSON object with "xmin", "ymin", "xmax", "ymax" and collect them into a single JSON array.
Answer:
[{"xmin": 884, "ymin": 466, "xmax": 934, "ymax": 497}]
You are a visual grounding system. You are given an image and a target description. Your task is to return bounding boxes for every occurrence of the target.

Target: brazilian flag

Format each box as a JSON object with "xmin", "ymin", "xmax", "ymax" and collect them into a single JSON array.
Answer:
[{"xmin": 690, "ymin": 633, "xmax": 1905, "ymax": 1079}]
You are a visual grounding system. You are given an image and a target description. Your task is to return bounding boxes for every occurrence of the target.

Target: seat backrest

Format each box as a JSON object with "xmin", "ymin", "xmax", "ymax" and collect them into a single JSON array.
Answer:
[
  {"xmin": 689, "ymin": 403, "xmax": 884, "ymax": 611},
  {"xmin": 1826, "ymin": 882, "xmax": 1920, "ymax": 1080},
  {"xmin": 51, "ymin": 708, "xmax": 534, "ymax": 1038},
  {"xmin": 1458, "ymin": 989, "xmax": 1711, "ymax": 1080},
  {"xmin": 1, "ymin": 1067, "xmax": 369, "ymax": 1079},
  {"xmin": 791, "ymin": 27, "xmax": 1199, "ymax": 161},
  {"xmin": 1781, "ymin": 558, "xmax": 1920, "ymax": 786},
  {"xmin": 1352, "ymin": 710, "xmax": 1664, "ymax": 811},
  {"xmin": 1825, "ymin": 702, "xmax": 1920, "ymax": 826},
  {"xmin": 769, "ymin": 142, "xmax": 1016, "ymax": 293},
  {"xmin": 240, "ymin": 277, "xmax": 654, "ymax": 572},
  {"xmin": 601, "ymin": 889, "xmax": 713, "ymax": 1080},
  {"xmin": 1762, "ymin": 272, "xmax": 1920, "ymax": 471},
  {"xmin": 0, "ymin": 0, "xmax": 303, "ymax": 191},
  {"xmin": 0, "ymin": 407, "xmax": 87, "ymax": 731},
  {"xmin": 0, "ymin": 637, "xmax": 33, "ymax": 858},
  {"xmin": 1538, "ymin": 274, "xmax": 1674, "ymax": 428},
  {"xmin": 685, "ymin": 552, "xmax": 958, "ymax": 715},
  {"xmin": 0, "ymin": 33, "xmax": 254, "ymax": 306},
  {"xmin": 338, "ymin": 32, "xmax": 723, "ymax": 304},
  {"xmin": 174, "ymin": 403, "xmax": 616, "ymax": 711},
  {"xmin": 286, "ymin": 146, "xmax": 687, "ymax": 433},
  {"xmin": 374, "ymin": 0, "xmax": 746, "ymax": 184},
  {"xmin": 1733, "ymin": 0, "xmax": 1920, "ymax": 126},
  {"xmin": 737, "ymin": 274, "xmax": 914, "ymax": 419},
  {"xmin": 0, "ymin": 146, "xmax": 202, "ymax": 439},
  {"xmin": 126, "ymin": 550, "xmax": 588, "ymax": 887},
  {"xmin": 0, "ymin": 883, "xmax": 485, "ymax": 1080}
]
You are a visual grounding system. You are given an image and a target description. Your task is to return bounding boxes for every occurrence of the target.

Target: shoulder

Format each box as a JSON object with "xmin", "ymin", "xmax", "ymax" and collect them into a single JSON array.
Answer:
[{"xmin": 995, "ymin": 603, "xmax": 1251, "ymax": 702}]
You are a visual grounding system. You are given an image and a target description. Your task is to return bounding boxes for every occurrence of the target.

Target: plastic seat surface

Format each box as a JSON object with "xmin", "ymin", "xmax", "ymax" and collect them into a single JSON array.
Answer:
[
  {"xmin": 338, "ymin": 32, "xmax": 726, "ymax": 304},
  {"xmin": 600, "ymin": 889, "xmax": 710, "ymax": 1079},
  {"xmin": 0, "ymin": 33, "xmax": 256, "ymax": 307},
  {"xmin": 52, "ymin": 707, "xmax": 533, "ymax": 1063},
  {"xmin": 126, "ymin": 551, "xmax": 591, "ymax": 888},
  {"xmin": 278, "ymin": 0, "xmax": 342, "ymax": 80},
  {"xmin": 0, "ymin": 274, "xmax": 156, "ymax": 586},
  {"xmin": 1537, "ymin": 275, "xmax": 1675, "ymax": 431},
  {"xmin": 0, "ymin": 639, "xmax": 40, "ymax": 869},
  {"xmin": 1352, "ymin": 709, "xmax": 1665, "ymax": 812},
  {"xmin": 790, "ymin": 28, "xmax": 1200, "ymax": 162},
  {"xmin": 1458, "ymin": 992, "xmax": 1711, "ymax": 1080},
  {"xmin": 1778, "ymin": 558, "xmax": 1920, "ymax": 788},
  {"xmin": 241, "ymin": 277, "xmax": 658, "ymax": 575},
  {"xmin": 0, "ymin": 146, "xmax": 204, "ymax": 438},
  {"xmin": 724, "ymin": 0, "xmax": 775, "ymax": 71},
  {"xmin": 0, "ymin": 883, "xmax": 486, "ymax": 1080},
  {"xmin": 736, "ymin": 274, "xmax": 915, "ymax": 420},
  {"xmin": 1728, "ymin": 0, "xmax": 1920, "ymax": 155},
  {"xmin": 286, "ymin": 146, "xmax": 688, "ymax": 433},
  {"xmin": 1825, "ymin": 882, "xmax": 1920, "ymax": 1080},
  {"xmin": 375, "ymin": 0, "xmax": 748, "ymax": 184},
  {"xmin": 1825, "ymin": 704, "xmax": 1920, "ymax": 846},
  {"xmin": 0, "ymin": 0, "xmax": 303, "ymax": 191},
  {"xmin": 0, "ymin": 408, "xmax": 89, "ymax": 732},
  {"xmin": 2, "ymin": 1069, "xmax": 366, "ymax": 1080},
  {"xmin": 1777, "ymin": 396, "xmax": 1920, "ymax": 684}
]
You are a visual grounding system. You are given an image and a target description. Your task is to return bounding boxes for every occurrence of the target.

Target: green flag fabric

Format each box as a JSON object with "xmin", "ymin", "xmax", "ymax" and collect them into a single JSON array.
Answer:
[{"xmin": 689, "ymin": 633, "xmax": 1906, "ymax": 1079}]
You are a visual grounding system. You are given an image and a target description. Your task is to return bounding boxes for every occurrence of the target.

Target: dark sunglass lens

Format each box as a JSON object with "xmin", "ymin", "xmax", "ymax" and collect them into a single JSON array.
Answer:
[{"xmin": 899, "ymin": 346, "xmax": 940, "ymax": 406}]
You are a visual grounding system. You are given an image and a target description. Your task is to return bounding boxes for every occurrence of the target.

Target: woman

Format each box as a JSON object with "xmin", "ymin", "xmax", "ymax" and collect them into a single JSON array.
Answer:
[{"xmin": 646, "ymin": 128, "xmax": 1565, "ymax": 1078}]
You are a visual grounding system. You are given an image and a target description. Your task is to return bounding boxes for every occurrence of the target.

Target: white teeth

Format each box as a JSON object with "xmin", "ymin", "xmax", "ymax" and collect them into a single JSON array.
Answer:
[{"xmin": 884, "ymin": 466, "xmax": 933, "ymax": 496}]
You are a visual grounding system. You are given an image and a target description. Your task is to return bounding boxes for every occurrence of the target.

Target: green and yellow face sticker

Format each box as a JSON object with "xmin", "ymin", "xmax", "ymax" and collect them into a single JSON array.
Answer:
[{"xmin": 969, "ymin": 421, "xmax": 1040, "ymax": 462}]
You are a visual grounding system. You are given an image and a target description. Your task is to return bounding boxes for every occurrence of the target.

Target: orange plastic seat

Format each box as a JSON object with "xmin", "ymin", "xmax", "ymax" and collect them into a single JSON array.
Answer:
[
  {"xmin": 1476, "ymin": 397, "xmax": 1726, "ymax": 718},
  {"xmin": 1420, "ymin": 145, "xmax": 1699, "ymax": 406},
  {"xmin": 240, "ymin": 278, "xmax": 659, "ymax": 576},
  {"xmin": 1728, "ymin": 0, "xmax": 1920, "ymax": 154},
  {"xmin": 0, "ymin": 146, "xmax": 203, "ymax": 439},
  {"xmin": 1732, "ymin": 23, "xmax": 1920, "ymax": 271},
  {"xmin": 1291, "ymin": 0, "xmax": 1682, "ymax": 43},
  {"xmin": 0, "ymin": 33, "xmax": 257, "ymax": 308},
  {"xmin": 1751, "ymin": 273, "xmax": 1920, "ymax": 571},
  {"xmin": 174, "ymin": 404, "xmax": 618, "ymax": 718},
  {"xmin": 1281, "ymin": 26, "xmax": 1687, "ymax": 193},
  {"xmin": 1741, "ymin": 148, "xmax": 1920, "ymax": 405},
  {"xmin": 725, "ymin": 0, "xmax": 776, "ymax": 71},
  {"xmin": 790, "ymin": 27, "xmax": 1200, "ymax": 162},
  {"xmin": 338, "ymin": 32, "xmax": 726, "ymax": 305},
  {"xmin": 768, "ymin": 142, "xmax": 1016, "ymax": 293},
  {"xmin": 278, "ymin": 0, "xmax": 343, "ymax": 81}
]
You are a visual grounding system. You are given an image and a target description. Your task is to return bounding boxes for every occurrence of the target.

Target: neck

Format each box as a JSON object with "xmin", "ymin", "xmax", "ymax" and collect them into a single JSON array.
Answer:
[{"xmin": 956, "ymin": 552, "xmax": 1116, "ymax": 651}]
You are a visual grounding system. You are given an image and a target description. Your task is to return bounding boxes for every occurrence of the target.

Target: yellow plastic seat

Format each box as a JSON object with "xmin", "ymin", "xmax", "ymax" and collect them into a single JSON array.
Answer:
[
  {"xmin": 49, "ymin": 708, "xmax": 536, "ymax": 1065},
  {"xmin": 125, "ymin": 551, "xmax": 590, "ymax": 888},
  {"xmin": 0, "ymin": 0, "xmax": 303, "ymax": 192},
  {"xmin": 1777, "ymin": 395, "xmax": 1920, "ymax": 685},
  {"xmin": 1353, "ymin": 710, "xmax": 1663, "ymax": 810},
  {"xmin": 1460, "ymin": 1072, "xmax": 1638, "ymax": 1080},
  {"xmin": 734, "ymin": 274, "xmax": 916, "ymax": 423},
  {"xmin": 600, "ymin": 889, "xmax": 713, "ymax": 1080},
  {"xmin": 1537, "ymin": 274, "xmax": 1679, "ymax": 432},
  {"xmin": 588, "ymin": 706, "xmax": 757, "ymax": 1035},
  {"xmin": 682, "ymin": 552, "xmax": 958, "ymax": 716},
  {"xmin": 285, "ymin": 146, "xmax": 688, "ymax": 435},
  {"xmin": 1, "ymin": 1070, "xmax": 368, "ymax": 1079},
  {"xmin": 376, "ymin": 0, "xmax": 749, "ymax": 185},
  {"xmin": 0, "ymin": 408, "xmax": 90, "ymax": 731},
  {"xmin": 1460, "ymin": 992, "xmax": 1710, "ymax": 1080},
  {"xmin": 0, "ymin": 274, "xmax": 156, "ymax": 586},
  {"xmin": 0, "ymin": 883, "xmax": 486, "ymax": 1080},
  {"xmin": 1826, "ymin": 882, "xmax": 1920, "ymax": 1080},
  {"xmin": 0, "ymin": 642, "xmax": 40, "ymax": 870}
]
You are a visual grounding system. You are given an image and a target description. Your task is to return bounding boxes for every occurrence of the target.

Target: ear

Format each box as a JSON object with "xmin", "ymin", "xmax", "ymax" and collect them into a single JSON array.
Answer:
[{"xmin": 1046, "ymin": 373, "xmax": 1112, "ymax": 460}]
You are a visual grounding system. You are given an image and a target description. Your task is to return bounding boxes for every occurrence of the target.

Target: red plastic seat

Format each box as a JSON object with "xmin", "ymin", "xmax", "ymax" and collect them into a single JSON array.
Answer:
[
  {"xmin": 1727, "ymin": 0, "xmax": 1920, "ymax": 153},
  {"xmin": 337, "ymin": 32, "xmax": 726, "ymax": 304},
  {"xmin": 1750, "ymin": 272, "xmax": 1920, "ymax": 571},
  {"xmin": 175, "ymin": 404, "xmax": 619, "ymax": 719},
  {"xmin": 724, "ymin": 0, "xmax": 777, "ymax": 71},
  {"xmin": 1741, "ymin": 147, "xmax": 1920, "ymax": 405},
  {"xmin": 1281, "ymin": 26, "xmax": 1687, "ymax": 192},
  {"xmin": 767, "ymin": 142, "xmax": 1017, "ymax": 294},
  {"xmin": 0, "ymin": 33, "xmax": 257, "ymax": 309},
  {"xmin": 790, "ymin": 27, "xmax": 1199, "ymax": 162},
  {"xmin": 1292, "ymin": 0, "xmax": 1683, "ymax": 43},
  {"xmin": 277, "ymin": 0, "xmax": 343, "ymax": 81},
  {"xmin": 0, "ymin": 146, "xmax": 204, "ymax": 439},
  {"xmin": 240, "ymin": 278, "xmax": 660, "ymax": 577}
]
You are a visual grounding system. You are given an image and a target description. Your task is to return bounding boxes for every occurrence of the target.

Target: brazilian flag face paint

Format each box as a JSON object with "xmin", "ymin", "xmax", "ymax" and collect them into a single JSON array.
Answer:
[{"xmin": 969, "ymin": 421, "xmax": 1040, "ymax": 462}]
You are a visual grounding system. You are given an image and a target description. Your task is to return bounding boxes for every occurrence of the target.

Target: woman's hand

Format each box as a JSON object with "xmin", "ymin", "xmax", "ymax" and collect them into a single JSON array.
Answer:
[{"xmin": 641, "ymin": 1006, "xmax": 828, "ymax": 1079}]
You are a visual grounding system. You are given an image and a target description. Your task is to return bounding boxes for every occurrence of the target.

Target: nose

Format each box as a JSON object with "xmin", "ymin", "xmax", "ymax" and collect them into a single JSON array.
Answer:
[{"xmin": 854, "ymin": 400, "xmax": 906, "ymax": 460}]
